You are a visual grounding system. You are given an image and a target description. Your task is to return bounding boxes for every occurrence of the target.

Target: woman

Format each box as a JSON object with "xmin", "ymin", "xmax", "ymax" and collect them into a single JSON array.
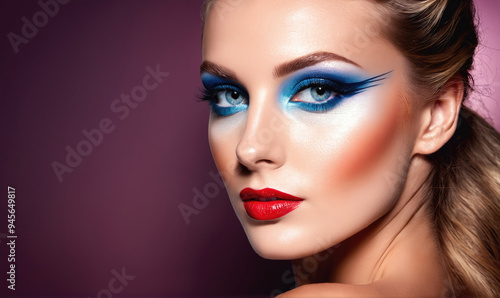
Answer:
[{"xmin": 199, "ymin": 0, "xmax": 500, "ymax": 296}]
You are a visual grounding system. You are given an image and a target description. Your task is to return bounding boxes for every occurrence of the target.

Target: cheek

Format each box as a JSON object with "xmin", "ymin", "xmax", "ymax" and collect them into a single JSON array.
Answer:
[
  {"xmin": 288, "ymin": 87, "xmax": 410, "ymax": 190},
  {"xmin": 282, "ymin": 91, "xmax": 411, "ymax": 253},
  {"xmin": 334, "ymin": 92, "xmax": 405, "ymax": 182},
  {"xmin": 208, "ymin": 114, "xmax": 244, "ymax": 180}
]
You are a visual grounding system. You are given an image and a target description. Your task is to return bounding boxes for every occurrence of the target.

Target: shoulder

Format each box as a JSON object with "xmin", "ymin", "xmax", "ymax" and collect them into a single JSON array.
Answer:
[
  {"xmin": 278, "ymin": 276, "xmax": 447, "ymax": 297},
  {"xmin": 277, "ymin": 282, "xmax": 386, "ymax": 297}
]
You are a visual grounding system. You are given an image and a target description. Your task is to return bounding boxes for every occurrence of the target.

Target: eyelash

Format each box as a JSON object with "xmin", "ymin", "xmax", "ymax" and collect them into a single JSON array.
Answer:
[
  {"xmin": 287, "ymin": 73, "xmax": 389, "ymax": 113},
  {"xmin": 198, "ymin": 85, "xmax": 249, "ymax": 116},
  {"xmin": 288, "ymin": 79, "xmax": 359, "ymax": 113},
  {"xmin": 199, "ymin": 72, "xmax": 389, "ymax": 116}
]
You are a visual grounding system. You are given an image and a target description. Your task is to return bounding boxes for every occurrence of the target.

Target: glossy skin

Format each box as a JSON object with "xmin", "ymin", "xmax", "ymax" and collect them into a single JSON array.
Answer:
[{"xmin": 201, "ymin": 0, "xmax": 462, "ymax": 296}]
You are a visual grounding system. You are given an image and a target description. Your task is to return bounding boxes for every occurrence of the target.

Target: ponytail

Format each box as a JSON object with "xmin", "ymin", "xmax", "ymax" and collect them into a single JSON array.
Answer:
[{"xmin": 428, "ymin": 105, "xmax": 500, "ymax": 297}]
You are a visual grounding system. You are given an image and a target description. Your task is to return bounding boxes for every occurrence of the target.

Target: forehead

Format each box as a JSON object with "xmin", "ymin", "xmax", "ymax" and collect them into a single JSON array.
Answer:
[{"xmin": 202, "ymin": 0, "xmax": 398, "ymax": 74}]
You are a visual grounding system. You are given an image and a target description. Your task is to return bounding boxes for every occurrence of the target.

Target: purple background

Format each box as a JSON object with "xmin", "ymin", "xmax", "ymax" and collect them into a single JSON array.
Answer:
[{"xmin": 0, "ymin": 0, "xmax": 498, "ymax": 297}]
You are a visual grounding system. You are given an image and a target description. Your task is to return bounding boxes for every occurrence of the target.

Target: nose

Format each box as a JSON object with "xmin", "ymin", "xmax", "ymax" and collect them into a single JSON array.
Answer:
[{"xmin": 235, "ymin": 98, "xmax": 287, "ymax": 172}]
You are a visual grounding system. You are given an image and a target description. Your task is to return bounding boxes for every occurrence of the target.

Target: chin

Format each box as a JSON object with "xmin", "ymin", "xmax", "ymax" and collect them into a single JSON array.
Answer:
[
  {"xmin": 250, "ymin": 241, "xmax": 308, "ymax": 260},
  {"xmin": 242, "ymin": 222, "xmax": 342, "ymax": 261}
]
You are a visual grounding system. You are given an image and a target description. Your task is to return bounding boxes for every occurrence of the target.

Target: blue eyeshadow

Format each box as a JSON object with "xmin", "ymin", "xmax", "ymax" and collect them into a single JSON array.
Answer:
[
  {"xmin": 200, "ymin": 68, "xmax": 391, "ymax": 116},
  {"xmin": 200, "ymin": 72, "xmax": 249, "ymax": 116},
  {"xmin": 279, "ymin": 67, "xmax": 391, "ymax": 113}
]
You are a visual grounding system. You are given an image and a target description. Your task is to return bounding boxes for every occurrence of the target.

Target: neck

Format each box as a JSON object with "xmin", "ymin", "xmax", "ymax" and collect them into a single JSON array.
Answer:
[{"xmin": 293, "ymin": 155, "xmax": 444, "ymax": 286}]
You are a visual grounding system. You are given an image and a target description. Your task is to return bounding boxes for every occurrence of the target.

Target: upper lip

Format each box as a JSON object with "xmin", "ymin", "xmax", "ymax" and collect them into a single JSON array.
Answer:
[{"xmin": 239, "ymin": 188, "xmax": 304, "ymax": 202}]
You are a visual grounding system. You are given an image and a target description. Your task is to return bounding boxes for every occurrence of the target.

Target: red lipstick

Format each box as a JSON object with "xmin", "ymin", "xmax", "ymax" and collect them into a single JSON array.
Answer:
[{"xmin": 239, "ymin": 188, "xmax": 304, "ymax": 220}]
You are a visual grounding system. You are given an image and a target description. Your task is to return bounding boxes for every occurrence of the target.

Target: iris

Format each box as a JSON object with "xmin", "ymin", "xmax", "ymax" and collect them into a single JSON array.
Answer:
[{"xmin": 200, "ymin": 69, "xmax": 391, "ymax": 116}]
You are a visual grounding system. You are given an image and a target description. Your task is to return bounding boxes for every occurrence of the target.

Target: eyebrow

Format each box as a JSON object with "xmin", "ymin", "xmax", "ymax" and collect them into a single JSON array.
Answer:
[
  {"xmin": 200, "ymin": 61, "xmax": 239, "ymax": 82},
  {"xmin": 200, "ymin": 51, "xmax": 361, "ymax": 81},
  {"xmin": 273, "ymin": 51, "xmax": 361, "ymax": 77}
]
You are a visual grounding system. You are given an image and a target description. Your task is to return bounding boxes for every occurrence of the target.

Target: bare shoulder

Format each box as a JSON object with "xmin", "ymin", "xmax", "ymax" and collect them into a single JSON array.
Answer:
[
  {"xmin": 277, "ymin": 282, "xmax": 386, "ymax": 297},
  {"xmin": 278, "ymin": 277, "xmax": 445, "ymax": 297}
]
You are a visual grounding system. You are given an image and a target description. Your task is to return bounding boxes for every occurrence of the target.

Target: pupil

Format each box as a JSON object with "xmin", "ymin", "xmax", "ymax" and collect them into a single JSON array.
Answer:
[
  {"xmin": 231, "ymin": 91, "xmax": 240, "ymax": 99},
  {"xmin": 315, "ymin": 87, "xmax": 325, "ymax": 96}
]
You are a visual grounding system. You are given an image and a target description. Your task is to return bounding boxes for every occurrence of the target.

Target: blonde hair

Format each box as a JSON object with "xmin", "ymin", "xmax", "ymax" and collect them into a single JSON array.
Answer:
[
  {"xmin": 202, "ymin": 0, "xmax": 500, "ymax": 296},
  {"xmin": 372, "ymin": 0, "xmax": 500, "ymax": 296}
]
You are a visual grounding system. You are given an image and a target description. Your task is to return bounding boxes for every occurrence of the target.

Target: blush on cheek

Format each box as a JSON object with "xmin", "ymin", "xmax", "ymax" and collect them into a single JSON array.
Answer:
[{"xmin": 335, "ymin": 95, "xmax": 405, "ymax": 182}]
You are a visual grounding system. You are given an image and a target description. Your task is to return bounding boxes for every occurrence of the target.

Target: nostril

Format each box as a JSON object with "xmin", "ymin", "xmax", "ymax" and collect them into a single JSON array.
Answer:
[
  {"xmin": 258, "ymin": 159, "xmax": 273, "ymax": 164},
  {"xmin": 237, "ymin": 163, "xmax": 251, "ymax": 176},
  {"xmin": 237, "ymin": 159, "xmax": 275, "ymax": 174}
]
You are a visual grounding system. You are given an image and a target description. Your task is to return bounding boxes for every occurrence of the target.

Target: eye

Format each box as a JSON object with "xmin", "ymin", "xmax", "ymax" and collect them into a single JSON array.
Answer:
[
  {"xmin": 217, "ymin": 89, "xmax": 247, "ymax": 106},
  {"xmin": 199, "ymin": 72, "xmax": 250, "ymax": 116},
  {"xmin": 291, "ymin": 85, "xmax": 337, "ymax": 103},
  {"xmin": 206, "ymin": 86, "xmax": 248, "ymax": 116},
  {"xmin": 285, "ymin": 79, "xmax": 348, "ymax": 113}
]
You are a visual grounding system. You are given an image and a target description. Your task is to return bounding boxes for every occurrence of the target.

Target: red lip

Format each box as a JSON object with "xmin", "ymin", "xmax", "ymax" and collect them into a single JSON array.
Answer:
[{"xmin": 239, "ymin": 188, "xmax": 304, "ymax": 220}]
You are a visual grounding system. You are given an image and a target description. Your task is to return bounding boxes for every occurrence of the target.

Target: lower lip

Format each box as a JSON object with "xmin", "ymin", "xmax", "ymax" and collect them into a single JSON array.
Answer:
[{"xmin": 243, "ymin": 200, "xmax": 302, "ymax": 220}]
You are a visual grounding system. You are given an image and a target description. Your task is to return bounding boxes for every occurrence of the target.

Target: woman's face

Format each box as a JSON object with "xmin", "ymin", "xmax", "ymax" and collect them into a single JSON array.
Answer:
[{"xmin": 202, "ymin": 0, "xmax": 420, "ymax": 259}]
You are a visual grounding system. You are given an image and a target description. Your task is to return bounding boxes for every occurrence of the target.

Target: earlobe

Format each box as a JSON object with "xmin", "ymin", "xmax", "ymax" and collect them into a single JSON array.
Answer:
[{"xmin": 413, "ymin": 78, "xmax": 464, "ymax": 155}]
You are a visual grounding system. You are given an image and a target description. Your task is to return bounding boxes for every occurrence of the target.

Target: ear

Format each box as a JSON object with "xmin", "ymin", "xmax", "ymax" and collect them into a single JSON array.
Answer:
[{"xmin": 412, "ymin": 78, "xmax": 464, "ymax": 155}]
